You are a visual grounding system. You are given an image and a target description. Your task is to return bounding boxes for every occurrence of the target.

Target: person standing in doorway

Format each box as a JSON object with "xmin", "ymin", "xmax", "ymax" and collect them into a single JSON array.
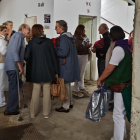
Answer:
[
  {"xmin": 93, "ymin": 23, "xmax": 111, "ymax": 77},
  {"xmin": 0, "ymin": 25, "xmax": 9, "ymax": 108},
  {"xmin": 2, "ymin": 21, "xmax": 16, "ymax": 41},
  {"xmin": 73, "ymin": 25, "xmax": 92, "ymax": 97},
  {"xmin": 4, "ymin": 24, "xmax": 30, "ymax": 115},
  {"xmin": 55, "ymin": 20, "xmax": 80, "ymax": 113}
]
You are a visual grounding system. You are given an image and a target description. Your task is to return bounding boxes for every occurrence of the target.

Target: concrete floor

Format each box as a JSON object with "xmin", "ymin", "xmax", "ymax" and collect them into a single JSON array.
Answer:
[{"xmin": 0, "ymin": 81, "xmax": 130, "ymax": 140}]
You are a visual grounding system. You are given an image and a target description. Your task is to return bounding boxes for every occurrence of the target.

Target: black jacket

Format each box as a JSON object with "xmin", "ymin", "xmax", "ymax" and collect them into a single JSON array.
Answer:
[
  {"xmin": 24, "ymin": 36, "xmax": 59, "ymax": 83},
  {"xmin": 96, "ymin": 31, "xmax": 111, "ymax": 60}
]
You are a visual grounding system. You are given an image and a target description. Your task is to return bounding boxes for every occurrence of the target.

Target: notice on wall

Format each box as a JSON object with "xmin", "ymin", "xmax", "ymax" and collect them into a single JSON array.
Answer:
[{"xmin": 44, "ymin": 14, "xmax": 51, "ymax": 29}]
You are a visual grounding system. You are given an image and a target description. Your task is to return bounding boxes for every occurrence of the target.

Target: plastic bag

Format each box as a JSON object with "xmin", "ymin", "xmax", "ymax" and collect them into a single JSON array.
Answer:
[{"xmin": 85, "ymin": 86, "xmax": 111, "ymax": 122}]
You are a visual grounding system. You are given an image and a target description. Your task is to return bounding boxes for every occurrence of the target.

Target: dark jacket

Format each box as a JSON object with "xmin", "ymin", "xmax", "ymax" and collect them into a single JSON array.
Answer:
[
  {"xmin": 75, "ymin": 38, "xmax": 90, "ymax": 55},
  {"xmin": 96, "ymin": 31, "xmax": 111, "ymax": 60},
  {"xmin": 56, "ymin": 32, "xmax": 80, "ymax": 83},
  {"xmin": 24, "ymin": 36, "xmax": 59, "ymax": 83}
]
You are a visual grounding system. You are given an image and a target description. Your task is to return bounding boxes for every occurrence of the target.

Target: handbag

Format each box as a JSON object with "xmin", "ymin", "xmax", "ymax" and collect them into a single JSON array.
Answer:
[
  {"xmin": 86, "ymin": 86, "xmax": 111, "ymax": 122},
  {"xmin": 110, "ymin": 81, "xmax": 132, "ymax": 92},
  {"xmin": 56, "ymin": 78, "xmax": 68, "ymax": 101},
  {"xmin": 51, "ymin": 81, "xmax": 61, "ymax": 97},
  {"xmin": 88, "ymin": 49, "xmax": 93, "ymax": 61}
]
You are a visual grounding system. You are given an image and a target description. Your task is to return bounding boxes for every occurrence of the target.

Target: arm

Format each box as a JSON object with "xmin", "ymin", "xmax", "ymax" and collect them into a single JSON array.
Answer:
[
  {"xmin": 24, "ymin": 41, "xmax": 32, "ymax": 63},
  {"xmin": 0, "ymin": 40, "xmax": 7, "ymax": 55},
  {"xmin": 50, "ymin": 40, "xmax": 59, "ymax": 75},
  {"xmin": 56, "ymin": 35, "xmax": 70, "ymax": 58},
  {"xmin": 76, "ymin": 39, "xmax": 90, "ymax": 52},
  {"xmin": 97, "ymin": 64, "xmax": 116, "ymax": 87}
]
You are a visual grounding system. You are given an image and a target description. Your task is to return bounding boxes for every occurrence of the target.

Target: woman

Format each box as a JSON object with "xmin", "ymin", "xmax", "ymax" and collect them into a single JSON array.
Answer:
[
  {"xmin": 3, "ymin": 21, "xmax": 15, "ymax": 41},
  {"xmin": 97, "ymin": 26, "xmax": 132, "ymax": 140},
  {"xmin": 25, "ymin": 34, "xmax": 43, "ymax": 97},
  {"xmin": 129, "ymin": 30, "xmax": 133, "ymax": 39},
  {"xmin": 73, "ymin": 25, "xmax": 92, "ymax": 97},
  {"xmin": 0, "ymin": 25, "xmax": 9, "ymax": 107},
  {"xmin": 24, "ymin": 24, "xmax": 59, "ymax": 119}
]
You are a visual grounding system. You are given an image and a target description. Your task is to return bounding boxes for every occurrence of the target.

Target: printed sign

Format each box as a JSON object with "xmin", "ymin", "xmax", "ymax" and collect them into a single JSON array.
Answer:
[{"xmin": 44, "ymin": 14, "xmax": 51, "ymax": 29}]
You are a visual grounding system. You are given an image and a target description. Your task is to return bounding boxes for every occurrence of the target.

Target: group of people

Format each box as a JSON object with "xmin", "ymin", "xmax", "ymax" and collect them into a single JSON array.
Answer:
[{"xmin": 0, "ymin": 20, "xmax": 133, "ymax": 140}]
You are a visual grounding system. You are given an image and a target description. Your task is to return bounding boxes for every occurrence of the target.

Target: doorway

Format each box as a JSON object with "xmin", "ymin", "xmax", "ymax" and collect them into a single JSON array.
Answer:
[{"xmin": 79, "ymin": 16, "xmax": 97, "ymax": 81}]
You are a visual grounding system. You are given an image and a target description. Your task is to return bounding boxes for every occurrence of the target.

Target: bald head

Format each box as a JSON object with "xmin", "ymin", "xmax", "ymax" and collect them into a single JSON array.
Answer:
[{"xmin": 98, "ymin": 23, "xmax": 109, "ymax": 35}]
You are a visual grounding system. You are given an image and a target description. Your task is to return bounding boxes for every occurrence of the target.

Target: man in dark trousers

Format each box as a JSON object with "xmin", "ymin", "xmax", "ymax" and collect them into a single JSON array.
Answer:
[{"xmin": 93, "ymin": 23, "xmax": 111, "ymax": 77}]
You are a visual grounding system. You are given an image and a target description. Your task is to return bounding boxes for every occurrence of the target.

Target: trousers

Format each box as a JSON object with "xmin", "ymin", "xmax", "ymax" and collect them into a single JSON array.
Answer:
[
  {"xmin": 62, "ymin": 83, "xmax": 73, "ymax": 109},
  {"xmin": 74, "ymin": 55, "xmax": 88, "ymax": 92},
  {"xmin": 113, "ymin": 92, "xmax": 126, "ymax": 140},
  {"xmin": 6, "ymin": 70, "xmax": 18, "ymax": 112},
  {"xmin": 97, "ymin": 58, "xmax": 105, "ymax": 77},
  {"xmin": 0, "ymin": 91, "xmax": 6, "ymax": 107},
  {"xmin": 30, "ymin": 82, "xmax": 51, "ymax": 117}
]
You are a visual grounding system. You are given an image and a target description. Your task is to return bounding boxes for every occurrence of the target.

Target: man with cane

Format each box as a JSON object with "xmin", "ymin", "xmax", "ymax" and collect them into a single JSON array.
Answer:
[{"xmin": 4, "ymin": 24, "xmax": 30, "ymax": 115}]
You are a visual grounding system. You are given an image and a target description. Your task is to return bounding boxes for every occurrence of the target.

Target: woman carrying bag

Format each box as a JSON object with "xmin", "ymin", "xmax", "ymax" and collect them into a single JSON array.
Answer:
[
  {"xmin": 97, "ymin": 26, "xmax": 132, "ymax": 140},
  {"xmin": 24, "ymin": 24, "xmax": 59, "ymax": 119},
  {"xmin": 0, "ymin": 25, "xmax": 9, "ymax": 107}
]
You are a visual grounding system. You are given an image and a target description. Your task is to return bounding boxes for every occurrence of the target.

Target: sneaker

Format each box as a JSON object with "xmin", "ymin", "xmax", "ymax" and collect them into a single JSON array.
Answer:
[
  {"xmin": 110, "ymin": 137, "xmax": 114, "ymax": 140},
  {"xmin": 77, "ymin": 92, "xmax": 84, "ymax": 97},
  {"xmin": 80, "ymin": 89, "xmax": 88, "ymax": 93},
  {"xmin": 31, "ymin": 116, "xmax": 35, "ymax": 119}
]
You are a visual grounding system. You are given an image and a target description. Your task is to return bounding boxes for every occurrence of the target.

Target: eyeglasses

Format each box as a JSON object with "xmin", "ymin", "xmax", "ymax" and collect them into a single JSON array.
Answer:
[{"xmin": 26, "ymin": 28, "xmax": 30, "ymax": 31}]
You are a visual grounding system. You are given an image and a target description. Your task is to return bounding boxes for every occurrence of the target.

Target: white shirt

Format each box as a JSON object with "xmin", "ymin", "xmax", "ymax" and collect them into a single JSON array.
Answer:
[
  {"xmin": 0, "ymin": 34, "xmax": 7, "ymax": 56},
  {"xmin": 109, "ymin": 46, "xmax": 125, "ymax": 66}
]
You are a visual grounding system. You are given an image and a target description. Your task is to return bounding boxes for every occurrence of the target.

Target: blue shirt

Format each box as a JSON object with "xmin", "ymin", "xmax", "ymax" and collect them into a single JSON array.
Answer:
[{"xmin": 4, "ymin": 31, "xmax": 25, "ymax": 71}]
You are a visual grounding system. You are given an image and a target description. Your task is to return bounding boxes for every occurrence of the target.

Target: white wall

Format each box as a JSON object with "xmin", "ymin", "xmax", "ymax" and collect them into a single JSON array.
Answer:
[
  {"xmin": 0, "ymin": 0, "xmax": 54, "ymax": 38},
  {"xmin": 101, "ymin": 0, "xmax": 135, "ymax": 38},
  {"xmin": 53, "ymin": 0, "xmax": 101, "ymax": 38}
]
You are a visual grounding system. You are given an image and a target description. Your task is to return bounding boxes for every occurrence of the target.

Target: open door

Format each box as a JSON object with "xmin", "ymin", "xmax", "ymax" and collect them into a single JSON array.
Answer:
[
  {"xmin": 79, "ymin": 16, "xmax": 98, "ymax": 81},
  {"xmin": 24, "ymin": 16, "xmax": 37, "ymax": 28}
]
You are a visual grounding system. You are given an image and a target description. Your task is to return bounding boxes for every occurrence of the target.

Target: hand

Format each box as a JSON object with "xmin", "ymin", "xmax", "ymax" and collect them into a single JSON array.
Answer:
[
  {"xmin": 97, "ymin": 79, "xmax": 101, "ymax": 88},
  {"xmin": 99, "ymin": 53, "xmax": 104, "ymax": 56},
  {"xmin": 8, "ymin": 28, "xmax": 12, "ymax": 34},
  {"xmin": 19, "ymin": 66, "xmax": 24, "ymax": 74},
  {"xmin": 55, "ymin": 74, "xmax": 58, "ymax": 81},
  {"xmin": 92, "ymin": 47, "xmax": 96, "ymax": 53}
]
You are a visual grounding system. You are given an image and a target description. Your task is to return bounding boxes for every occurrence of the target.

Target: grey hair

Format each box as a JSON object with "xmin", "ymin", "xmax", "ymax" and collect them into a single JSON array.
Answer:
[
  {"xmin": 56, "ymin": 20, "xmax": 68, "ymax": 32},
  {"xmin": 101, "ymin": 23, "xmax": 109, "ymax": 31},
  {"xmin": 18, "ymin": 24, "xmax": 27, "ymax": 31}
]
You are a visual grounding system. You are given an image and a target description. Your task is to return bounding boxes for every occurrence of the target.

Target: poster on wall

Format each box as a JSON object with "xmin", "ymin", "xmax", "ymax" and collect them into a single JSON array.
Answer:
[{"xmin": 44, "ymin": 14, "xmax": 51, "ymax": 29}]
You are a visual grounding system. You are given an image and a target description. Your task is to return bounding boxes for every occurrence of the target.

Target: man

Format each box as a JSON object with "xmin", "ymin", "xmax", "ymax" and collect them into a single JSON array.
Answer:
[
  {"xmin": 93, "ymin": 23, "xmax": 111, "ymax": 77},
  {"xmin": 55, "ymin": 20, "xmax": 80, "ymax": 113},
  {"xmin": 4, "ymin": 24, "xmax": 30, "ymax": 115}
]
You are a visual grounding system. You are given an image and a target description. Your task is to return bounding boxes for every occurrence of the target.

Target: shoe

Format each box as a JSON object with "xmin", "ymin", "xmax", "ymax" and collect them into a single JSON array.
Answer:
[
  {"xmin": 77, "ymin": 92, "xmax": 84, "ymax": 97},
  {"xmin": 31, "ymin": 116, "xmax": 35, "ymax": 119},
  {"xmin": 69, "ymin": 105, "xmax": 73, "ymax": 108},
  {"xmin": 80, "ymin": 89, "xmax": 88, "ymax": 93},
  {"xmin": 110, "ymin": 137, "xmax": 114, "ymax": 140},
  {"xmin": 55, "ymin": 107, "xmax": 69, "ymax": 113},
  {"xmin": 108, "ymin": 107, "xmax": 113, "ymax": 112},
  {"xmin": 44, "ymin": 113, "xmax": 51, "ymax": 119},
  {"xmin": 4, "ymin": 110, "xmax": 20, "ymax": 116}
]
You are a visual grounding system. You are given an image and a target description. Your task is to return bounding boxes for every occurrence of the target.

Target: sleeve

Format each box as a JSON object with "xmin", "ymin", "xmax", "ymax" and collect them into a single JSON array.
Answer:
[
  {"xmin": 76, "ymin": 39, "xmax": 90, "ymax": 53},
  {"xmin": 0, "ymin": 40, "xmax": 7, "ymax": 55},
  {"xmin": 49, "ymin": 40, "xmax": 59, "ymax": 74},
  {"xmin": 96, "ymin": 37, "xmax": 110, "ymax": 54},
  {"xmin": 56, "ymin": 35, "xmax": 70, "ymax": 58},
  {"xmin": 10, "ymin": 35, "xmax": 22, "ymax": 62},
  {"xmin": 24, "ymin": 41, "xmax": 32, "ymax": 63},
  {"xmin": 109, "ymin": 46, "xmax": 125, "ymax": 66}
]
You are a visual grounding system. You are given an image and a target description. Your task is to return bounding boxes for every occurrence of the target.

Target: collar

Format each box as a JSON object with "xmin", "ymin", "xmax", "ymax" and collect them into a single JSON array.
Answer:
[
  {"xmin": 103, "ymin": 31, "xmax": 109, "ymax": 37},
  {"xmin": 18, "ymin": 31, "xmax": 25, "ymax": 38},
  {"xmin": 60, "ymin": 32, "xmax": 66, "ymax": 37},
  {"xmin": 0, "ymin": 34, "xmax": 5, "ymax": 39}
]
